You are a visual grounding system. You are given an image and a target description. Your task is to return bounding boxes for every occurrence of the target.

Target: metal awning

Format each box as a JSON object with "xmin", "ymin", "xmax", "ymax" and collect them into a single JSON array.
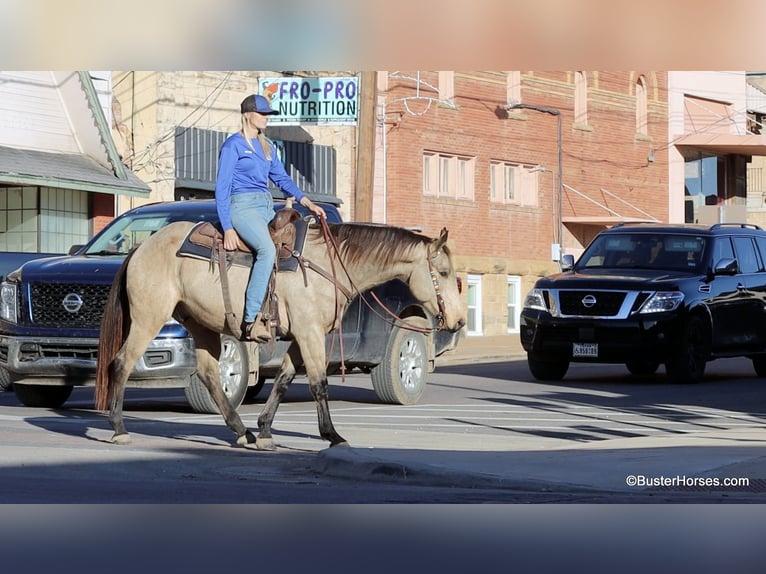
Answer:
[
  {"xmin": 674, "ymin": 133, "xmax": 766, "ymax": 156},
  {"xmin": 563, "ymin": 216, "xmax": 658, "ymax": 226},
  {"xmin": 0, "ymin": 145, "xmax": 150, "ymax": 197}
]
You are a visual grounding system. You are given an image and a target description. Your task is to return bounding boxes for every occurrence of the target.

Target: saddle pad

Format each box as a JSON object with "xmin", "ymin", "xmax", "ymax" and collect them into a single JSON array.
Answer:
[{"xmin": 176, "ymin": 219, "xmax": 310, "ymax": 272}]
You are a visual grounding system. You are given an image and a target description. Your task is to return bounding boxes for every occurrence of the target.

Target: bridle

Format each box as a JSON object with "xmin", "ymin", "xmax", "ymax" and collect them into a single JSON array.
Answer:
[{"xmin": 426, "ymin": 244, "xmax": 447, "ymax": 330}]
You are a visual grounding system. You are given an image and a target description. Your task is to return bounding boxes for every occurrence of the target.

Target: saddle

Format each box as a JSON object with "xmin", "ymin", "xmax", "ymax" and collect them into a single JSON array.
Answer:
[{"xmin": 176, "ymin": 208, "xmax": 310, "ymax": 338}]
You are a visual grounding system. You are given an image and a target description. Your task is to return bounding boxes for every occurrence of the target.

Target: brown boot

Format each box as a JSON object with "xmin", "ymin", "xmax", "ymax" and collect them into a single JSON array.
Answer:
[{"xmin": 242, "ymin": 314, "xmax": 271, "ymax": 342}]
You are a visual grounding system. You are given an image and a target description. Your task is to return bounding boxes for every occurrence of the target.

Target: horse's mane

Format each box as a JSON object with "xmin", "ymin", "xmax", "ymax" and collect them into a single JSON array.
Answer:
[{"xmin": 328, "ymin": 223, "xmax": 437, "ymax": 267}]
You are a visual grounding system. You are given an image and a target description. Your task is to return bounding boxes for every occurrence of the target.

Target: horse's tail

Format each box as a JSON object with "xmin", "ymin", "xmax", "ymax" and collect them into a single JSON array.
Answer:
[{"xmin": 94, "ymin": 248, "xmax": 137, "ymax": 412}]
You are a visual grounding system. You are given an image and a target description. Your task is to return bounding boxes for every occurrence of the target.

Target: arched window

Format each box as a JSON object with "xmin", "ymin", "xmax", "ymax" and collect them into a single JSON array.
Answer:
[
  {"xmin": 636, "ymin": 75, "xmax": 648, "ymax": 135},
  {"xmin": 574, "ymin": 71, "xmax": 588, "ymax": 125}
]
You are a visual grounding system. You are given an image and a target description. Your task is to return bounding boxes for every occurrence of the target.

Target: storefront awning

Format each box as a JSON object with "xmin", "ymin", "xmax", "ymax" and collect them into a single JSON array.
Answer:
[
  {"xmin": 675, "ymin": 133, "xmax": 766, "ymax": 156},
  {"xmin": 563, "ymin": 216, "xmax": 659, "ymax": 226},
  {"xmin": 0, "ymin": 145, "xmax": 150, "ymax": 197}
]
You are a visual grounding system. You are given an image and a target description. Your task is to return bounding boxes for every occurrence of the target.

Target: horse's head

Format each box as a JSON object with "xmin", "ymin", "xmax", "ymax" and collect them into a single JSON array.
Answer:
[{"xmin": 409, "ymin": 228, "xmax": 466, "ymax": 332}]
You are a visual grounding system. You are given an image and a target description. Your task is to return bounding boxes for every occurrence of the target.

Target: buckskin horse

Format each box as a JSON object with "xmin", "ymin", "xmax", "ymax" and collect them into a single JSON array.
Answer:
[{"xmin": 94, "ymin": 215, "xmax": 465, "ymax": 449}]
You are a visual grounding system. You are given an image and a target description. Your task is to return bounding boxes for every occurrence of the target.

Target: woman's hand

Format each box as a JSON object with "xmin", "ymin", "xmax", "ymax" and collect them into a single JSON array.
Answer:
[
  {"xmin": 223, "ymin": 228, "xmax": 241, "ymax": 251},
  {"xmin": 300, "ymin": 197, "xmax": 326, "ymax": 219}
]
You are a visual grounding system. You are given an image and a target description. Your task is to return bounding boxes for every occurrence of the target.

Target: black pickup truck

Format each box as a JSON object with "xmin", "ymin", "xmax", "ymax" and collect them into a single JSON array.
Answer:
[
  {"xmin": 0, "ymin": 251, "xmax": 63, "ymax": 391},
  {"xmin": 0, "ymin": 198, "xmax": 461, "ymax": 412}
]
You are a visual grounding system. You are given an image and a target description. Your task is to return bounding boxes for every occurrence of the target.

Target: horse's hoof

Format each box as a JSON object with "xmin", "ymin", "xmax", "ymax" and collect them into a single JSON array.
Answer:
[
  {"xmin": 255, "ymin": 437, "xmax": 276, "ymax": 451},
  {"xmin": 111, "ymin": 433, "xmax": 131, "ymax": 445},
  {"xmin": 236, "ymin": 431, "xmax": 256, "ymax": 446}
]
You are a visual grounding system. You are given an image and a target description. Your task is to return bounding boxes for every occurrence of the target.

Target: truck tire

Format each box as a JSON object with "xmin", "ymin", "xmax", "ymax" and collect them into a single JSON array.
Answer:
[
  {"xmin": 371, "ymin": 319, "xmax": 430, "ymax": 405},
  {"xmin": 185, "ymin": 335, "xmax": 249, "ymax": 414},
  {"xmin": 0, "ymin": 367, "xmax": 11, "ymax": 391},
  {"xmin": 527, "ymin": 352, "xmax": 569, "ymax": 381},
  {"xmin": 14, "ymin": 384, "xmax": 73, "ymax": 408},
  {"xmin": 665, "ymin": 315, "xmax": 708, "ymax": 384}
]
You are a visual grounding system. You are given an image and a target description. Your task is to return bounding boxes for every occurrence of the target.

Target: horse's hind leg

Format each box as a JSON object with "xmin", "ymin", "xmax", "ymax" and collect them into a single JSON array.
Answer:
[{"xmin": 107, "ymin": 327, "xmax": 160, "ymax": 444}]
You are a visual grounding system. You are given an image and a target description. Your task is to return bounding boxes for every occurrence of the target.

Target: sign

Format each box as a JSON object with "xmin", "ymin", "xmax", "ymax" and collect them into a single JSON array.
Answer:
[{"xmin": 259, "ymin": 76, "xmax": 358, "ymax": 126}]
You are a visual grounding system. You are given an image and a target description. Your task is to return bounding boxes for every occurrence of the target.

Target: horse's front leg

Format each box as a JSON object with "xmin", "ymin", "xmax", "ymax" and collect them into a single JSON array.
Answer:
[
  {"xmin": 299, "ymin": 335, "xmax": 347, "ymax": 447},
  {"xmin": 256, "ymin": 343, "xmax": 301, "ymax": 450}
]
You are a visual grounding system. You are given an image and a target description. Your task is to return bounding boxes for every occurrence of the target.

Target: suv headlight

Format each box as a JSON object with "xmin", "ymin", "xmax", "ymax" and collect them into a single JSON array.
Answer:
[
  {"xmin": 523, "ymin": 288, "xmax": 548, "ymax": 311},
  {"xmin": 0, "ymin": 282, "xmax": 18, "ymax": 323},
  {"xmin": 640, "ymin": 291, "xmax": 684, "ymax": 314}
]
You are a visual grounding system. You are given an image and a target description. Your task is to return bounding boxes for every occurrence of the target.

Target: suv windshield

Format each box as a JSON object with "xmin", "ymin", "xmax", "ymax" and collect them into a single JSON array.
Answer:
[
  {"xmin": 577, "ymin": 233, "xmax": 707, "ymax": 273},
  {"xmin": 84, "ymin": 211, "xmax": 219, "ymax": 255}
]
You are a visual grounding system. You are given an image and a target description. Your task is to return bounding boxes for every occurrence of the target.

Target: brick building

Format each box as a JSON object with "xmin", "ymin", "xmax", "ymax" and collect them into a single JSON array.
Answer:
[{"xmin": 372, "ymin": 71, "xmax": 669, "ymax": 337}]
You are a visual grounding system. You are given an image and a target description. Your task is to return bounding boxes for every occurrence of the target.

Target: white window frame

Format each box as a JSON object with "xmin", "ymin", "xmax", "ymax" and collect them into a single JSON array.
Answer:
[
  {"xmin": 490, "ymin": 162, "xmax": 539, "ymax": 207},
  {"xmin": 466, "ymin": 274, "xmax": 483, "ymax": 336},
  {"xmin": 423, "ymin": 151, "xmax": 475, "ymax": 200},
  {"xmin": 506, "ymin": 276, "xmax": 521, "ymax": 333}
]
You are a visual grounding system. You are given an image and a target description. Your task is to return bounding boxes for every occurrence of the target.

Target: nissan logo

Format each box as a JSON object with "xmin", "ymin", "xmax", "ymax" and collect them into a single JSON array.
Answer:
[
  {"xmin": 62, "ymin": 293, "xmax": 84, "ymax": 313},
  {"xmin": 581, "ymin": 294, "xmax": 597, "ymax": 308}
]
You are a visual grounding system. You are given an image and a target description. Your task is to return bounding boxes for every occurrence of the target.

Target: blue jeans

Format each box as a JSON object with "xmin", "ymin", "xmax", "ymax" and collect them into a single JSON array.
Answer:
[{"xmin": 230, "ymin": 192, "xmax": 276, "ymax": 322}]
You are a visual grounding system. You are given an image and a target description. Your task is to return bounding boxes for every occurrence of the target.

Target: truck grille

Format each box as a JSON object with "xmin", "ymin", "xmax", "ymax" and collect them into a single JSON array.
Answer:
[
  {"xmin": 29, "ymin": 282, "xmax": 112, "ymax": 327},
  {"xmin": 558, "ymin": 290, "xmax": 627, "ymax": 316}
]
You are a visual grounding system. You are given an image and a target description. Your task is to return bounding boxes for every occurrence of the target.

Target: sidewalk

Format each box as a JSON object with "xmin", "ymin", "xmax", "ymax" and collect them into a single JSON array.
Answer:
[{"xmin": 435, "ymin": 333, "xmax": 525, "ymax": 367}]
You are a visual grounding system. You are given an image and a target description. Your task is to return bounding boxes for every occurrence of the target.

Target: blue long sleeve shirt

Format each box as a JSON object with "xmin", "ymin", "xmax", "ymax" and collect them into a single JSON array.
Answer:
[{"xmin": 215, "ymin": 133, "xmax": 306, "ymax": 231}]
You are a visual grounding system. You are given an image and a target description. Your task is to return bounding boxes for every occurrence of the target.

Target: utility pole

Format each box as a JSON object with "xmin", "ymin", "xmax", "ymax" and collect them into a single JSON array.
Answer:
[{"xmin": 354, "ymin": 71, "xmax": 376, "ymax": 222}]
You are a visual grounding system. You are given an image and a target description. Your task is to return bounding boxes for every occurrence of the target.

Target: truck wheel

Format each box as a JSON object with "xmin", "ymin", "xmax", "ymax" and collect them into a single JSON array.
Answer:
[
  {"xmin": 527, "ymin": 352, "xmax": 569, "ymax": 381},
  {"xmin": 752, "ymin": 355, "xmax": 766, "ymax": 377},
  {"xmin": 185, "ymin": 335, "xmax": 249, "ymax": 414},
  {"xmin": 371, "ymin": 321, "xmax": 430, "ymax": 405},
  {"xmin": 0, "ymin": 367, "xmax": 11, "ymax": 391},
  {"xmin": 13, "ymin": 384, "xmax": 73, "ymax": 408},
  {"xmin": 665, "ymin": 315, "xmax": 708, "ymax": 384}
]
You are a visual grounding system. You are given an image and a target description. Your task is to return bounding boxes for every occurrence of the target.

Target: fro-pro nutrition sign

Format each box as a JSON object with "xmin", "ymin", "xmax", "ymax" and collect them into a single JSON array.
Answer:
[{"xmin": 259, "ymin": 76, "xmax": 358, "ymax": 126}]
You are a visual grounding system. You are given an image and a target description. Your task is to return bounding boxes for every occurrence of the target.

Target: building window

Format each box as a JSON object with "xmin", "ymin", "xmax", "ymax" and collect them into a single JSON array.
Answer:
[
  {"xmin": 507, "ymin": 276, "xmax": 521, "ymax": 333},
  {"xmin": 574, "ymin": 71, "xmax": 588, "ymax": 126},
  {"xmin": 636, "ymin": 75, "xmax": 648, "ymax": 136},
  {"xmin": 423, "ymin": 151, "xmax": 475, "ymax": 199},
  {"xmin": 466, "ymin": 274, "xmax": 482, "ymax": 336},
  {"xmin": 438, "ymin": 71, "xmax": 454, "ymax": 103},
  {"xmin": 0, "ymin": 186, "xmax": 89, "ymax": 253},
  {"xmin": 489, "ymin": 162, "xmax": 539, "ymax": 206}
]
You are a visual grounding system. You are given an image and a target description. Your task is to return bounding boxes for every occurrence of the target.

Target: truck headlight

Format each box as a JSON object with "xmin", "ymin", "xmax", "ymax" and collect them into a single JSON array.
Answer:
[
  {"xmin": 0, "ymin": 282, "xmax": 18, "ymax": 323},
  {"xmin": 640, "ymin": 291, "xmax": 684, "ymax": 314},
  {"xmin": 523, "ymin": 288, "xmax": 548, "ymax": 311}
]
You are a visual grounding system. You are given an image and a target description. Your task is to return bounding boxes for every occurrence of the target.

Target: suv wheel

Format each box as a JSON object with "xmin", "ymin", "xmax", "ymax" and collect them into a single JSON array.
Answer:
[
  {"xmin": 527, "ymin": 352, "xmax": 570, "ymax": 381},
  {"xmin": 185, "ymin": 335, "xmax": 249, "ymax": 414},
  {"xmin": 0, "ymin": 367, "xmax": 11, "ymax": 391},
  {"xmin": 665, "ymin": 315, "xmax": 708, "ymax": 384},
  {"xmin": 626, "ymin": 359, "xmax": 660, "ymax": 376},
  {"xmin": 14, "ymin": 384, "xmax": 73, "ymax": 408},
  {"xmin": 371, "ymin": 320, "xmax": 429, "ymax": 405}
]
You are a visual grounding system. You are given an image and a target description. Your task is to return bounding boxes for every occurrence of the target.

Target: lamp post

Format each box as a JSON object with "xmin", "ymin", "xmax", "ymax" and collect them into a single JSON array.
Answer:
[{"xmin": 506, "ymin": 102, "xmax": 563, "ymax": 260}]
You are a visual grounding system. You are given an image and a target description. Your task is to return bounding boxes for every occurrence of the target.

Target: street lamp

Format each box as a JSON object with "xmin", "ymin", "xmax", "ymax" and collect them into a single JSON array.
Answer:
[{"xmin": 505, "ymin": 102, "xmax": 563, "ymax": 260}]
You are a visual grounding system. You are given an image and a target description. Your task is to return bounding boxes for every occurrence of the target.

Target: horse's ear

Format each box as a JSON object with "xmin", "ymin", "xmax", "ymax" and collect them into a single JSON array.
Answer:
[{"xmin": 433, "ymin": 227, "xmax": 448, "ymax": 252}]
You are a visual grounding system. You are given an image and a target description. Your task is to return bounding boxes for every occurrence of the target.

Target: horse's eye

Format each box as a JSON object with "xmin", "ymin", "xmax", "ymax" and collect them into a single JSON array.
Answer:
[{"xmin": 440, "ymin": 271, "xmax": 448, "ymax": 278}]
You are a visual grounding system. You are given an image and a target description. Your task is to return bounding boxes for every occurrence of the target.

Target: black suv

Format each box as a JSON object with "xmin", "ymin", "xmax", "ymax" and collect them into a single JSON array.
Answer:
[{"xmin": 520, "ymin": 222, "xmax": 766, "ymax": 384}]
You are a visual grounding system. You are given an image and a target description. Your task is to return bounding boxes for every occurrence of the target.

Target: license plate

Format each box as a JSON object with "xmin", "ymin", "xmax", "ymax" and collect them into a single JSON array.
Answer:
[{"xmin": 573, "ymin": 342, "xmax": 598, "ymax": 357}]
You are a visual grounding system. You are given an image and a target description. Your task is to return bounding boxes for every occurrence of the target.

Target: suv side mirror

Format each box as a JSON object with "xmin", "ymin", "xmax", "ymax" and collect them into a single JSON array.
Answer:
[
  {"xmin": 713, "ymin": 257, "xmax": 738, "ymax": 276},
  {"xmin": 559, "ymin": 254, "xmax": 575, "ymax": 272}
]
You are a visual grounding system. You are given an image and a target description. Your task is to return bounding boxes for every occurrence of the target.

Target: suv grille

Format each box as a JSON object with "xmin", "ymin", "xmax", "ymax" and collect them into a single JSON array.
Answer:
[
  {"xmin": 558, "ymin": 290, "xmax": 626, "ymax": 316},
  {"xmin": 29, "ymin": 282, "xmax": 111, "ymax": 327}
]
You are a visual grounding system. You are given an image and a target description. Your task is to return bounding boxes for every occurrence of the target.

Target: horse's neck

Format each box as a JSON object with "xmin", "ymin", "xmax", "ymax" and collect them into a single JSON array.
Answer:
[{"xmin": 342, "ymin": 259, "xmax": 410, "ymax": 293}]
